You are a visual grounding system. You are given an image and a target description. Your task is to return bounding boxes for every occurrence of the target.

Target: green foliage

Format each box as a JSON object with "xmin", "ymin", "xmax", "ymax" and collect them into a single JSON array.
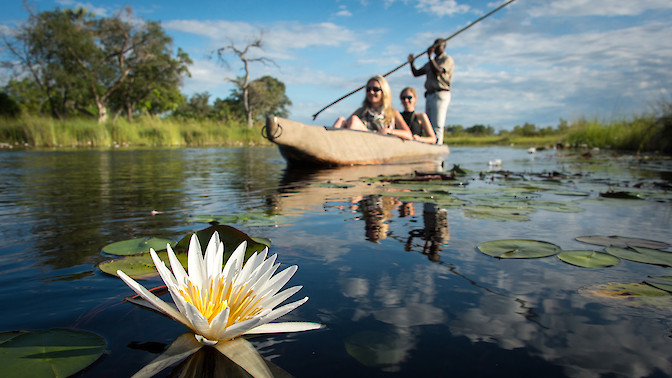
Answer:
[
  {"xmin": 1, "ymin": 7, "xmax": 191, "ymax": 122},
  {"xmin": 0, "ymin": 93, "xmax": 21, "ymax": 118}
]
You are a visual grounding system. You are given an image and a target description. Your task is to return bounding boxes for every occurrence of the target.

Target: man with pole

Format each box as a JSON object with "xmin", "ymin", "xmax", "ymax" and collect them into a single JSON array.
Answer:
[{"xmin": 408, "ymin": 39, "xmax": 453, "ymax": 145}]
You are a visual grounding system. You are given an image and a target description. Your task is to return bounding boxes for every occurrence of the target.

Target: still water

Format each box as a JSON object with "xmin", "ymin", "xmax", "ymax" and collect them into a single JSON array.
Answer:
[{"xmin": 0, "ymin": 146, "xmax": 671, "ymax": 377}]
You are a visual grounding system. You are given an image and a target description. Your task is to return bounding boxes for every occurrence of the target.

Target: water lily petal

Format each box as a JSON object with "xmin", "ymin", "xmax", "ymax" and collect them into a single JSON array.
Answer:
[
  {"xmin": 117, "ymin": 270, "xmax": 191, "ymax": 327},
  {"xmin": 130, "ymin": 332, "xmax": 203, "ymax": 378},
  {"xmin": 183, "ymin": 300, "xmax": 212, "ymax": 337},
  {"xmin": 204, "ymin": 232, "xmax": 223, "ymax": 280},
  {"xmin": 245, "ymin": 322, "xmax": 324, "ymax": 334},
  {"xmin": 187, "ymin": 233, "xmax": 207, "ymax": 290},
  {"xmin": 222, "ymin": 241, "xmax": 246, "ymax": 281},
  {"xmin": 150, "ymin": 250, "xmax": 189, "ymax": 315},
  {"xmin": 258, "ymin": 285, "xmax": 303, "ymax": 310},
  {"xmin": 166, "ymin": 244, "xmax": 188, "ymax": 286},
  {"xmin": 256, "ymin": 265, "xmax": 298, "ymax": 298},
  {"xmin": 216, "ymin": 315, "xmax": 263, "ymax": 341},
  {"xmin": 214, "ymin": 338, "xmax": 272, "ymax": 378},
  {"xmin": 207, "ymin": 306, "xmax": 230, "ymax": 336},
  {"xmin": 259, "ymin": 296, "xmax": 309, "ymax": 324}
]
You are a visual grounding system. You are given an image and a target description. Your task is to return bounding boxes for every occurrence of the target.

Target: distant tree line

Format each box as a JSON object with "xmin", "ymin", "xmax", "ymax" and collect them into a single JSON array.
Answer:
[
  {"xmin": 0, "ymin": 6, "xmax": 290, "ymax": 125},
  {"xmin": 446, "ymin": 119, "xmax": 570, "ymax": 137}
]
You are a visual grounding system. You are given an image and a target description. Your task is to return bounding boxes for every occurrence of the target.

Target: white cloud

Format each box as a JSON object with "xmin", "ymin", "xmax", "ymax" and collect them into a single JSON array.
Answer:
[
  {"xmin": 415, "ymin": 0, "xmax": 470, "ymax": 16},
  {"xmin": 528, "ymin": 0, "xmax": 672, "ymax": 17}
]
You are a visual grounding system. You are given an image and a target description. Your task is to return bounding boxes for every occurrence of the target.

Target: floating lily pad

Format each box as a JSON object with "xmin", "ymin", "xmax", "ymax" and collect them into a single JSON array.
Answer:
[
  {"xmin": 604, "ymin": 246, "xmax": 672, "ymax": 267},
  {"xmin": 311, "ymin": 182, "xmax": 355, "ymax": 189},
  {"xmin": 477, "ymin": 239, "xmax": 561, "ymax": 259},
  {"xmin": 576, "ymin": 235, "xmax": 670, "ymax": 249},
  {"xmin": 345, "ymin": 331, "xmax": 406, "ymax": 367},
  {"xmin": 464, "ymin": 206, "xmax": 534, "ymax": 222},
  {"xmin": 557, "ymin": 250, "xmax": 620, "ymax": 268},
  {"xmin": 188, "ymin": 213, "xmax": 289, "ymax": 227},
  {"xmin": 644, "ymin": 281, "xmax": 672, "ymax": 293},
  {"xmin": 0, "ymin": 329, "xmax": 105, "ymax": 377},
  {"xmin": 102, "ymin": 237, "xmax": 174, "ymax": 256},
  {"xmin": 174, "ymin": 224, "xmax": 269, "ymax": 257},
  {"xmin": 649, "ymin": 276, "xmax": 672, "ymax": 282},
  {"xmin": 579, "ymin": 282, "xmax": 672, "ymax": 311},
  {"xmin": 533, "ymin": 201, "xmax": 585, "ymax": 213},
  {"xmin": 99, "ymin": 251, "xmax": 189, "ymax": 279}
]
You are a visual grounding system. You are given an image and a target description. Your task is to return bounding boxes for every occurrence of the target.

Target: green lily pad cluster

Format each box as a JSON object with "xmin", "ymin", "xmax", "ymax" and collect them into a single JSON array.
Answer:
[
  {"xmin": 477, "ymin": 236, "xmax": 671, "ymax": 269},
  {"xmin": 188, "ymin": 212, "xmax": 291, "ymax": 227},
  {"xmin": 343, "ymin": 159, "xmax": 672, "ymax": 222},
  {"xmin": 98, "ymin": 224, "xmax": 271, "ymax": 279}
]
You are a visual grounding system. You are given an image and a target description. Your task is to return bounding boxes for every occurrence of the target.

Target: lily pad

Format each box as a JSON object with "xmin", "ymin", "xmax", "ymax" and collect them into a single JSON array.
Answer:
[
  {"xmin": 579, "ymin": 282, "xmax": 672, "ymax": 310},
  {"xmin": 174, "ymin": 224, "xmax": 269, "ymax": 259},
  {"xmin": 604, "ymin": 246, "xmax": 672, "ymax": 267},
  {"xmin": 533, "ymin": 201, "xmax": 584, "ymax": 213},
  {"xmin": 644, "ymin": 281, "xmax": 672, "ymax": 293},
  {"xmin": 477, "ymin": 239, "xmax": 561, "ymax": 259},
  {"xmin": 464, "ymin": 205, "xmax": 534, "ymax": 222},
  {"xmin": 345, "ymin": 331, "xmax": 406, "ymax": 367},
  {"xmin": 188, "ymin": 213, "xmax": 289, "ymax": 227},
  {"xmin": 576, "ymin": 235, "xmax": 670, "ymax": 249},
  {"xmin": 557, "ymin": 250, "xmax": 620, "ymax": 268},
  {"xmin": 0, "ymin": 329, "xmax": 105, "ymax": 377},
  {"xmin": 98, "ymin": 251, "xmax": 189, "ymax": 279},
  {"xmin": 101, "ymin": 237, "xmax": 174, "ymax": 256}
]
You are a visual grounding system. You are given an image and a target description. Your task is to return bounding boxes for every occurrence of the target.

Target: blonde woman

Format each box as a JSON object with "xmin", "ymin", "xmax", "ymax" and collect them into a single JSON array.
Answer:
[
  {"xmin": 399, "ymin": 87, "xmax": 437, "ymax": 144},
  {"xmin": 333, "ymin": 75, "xmax": 412, "ymax": 140}
]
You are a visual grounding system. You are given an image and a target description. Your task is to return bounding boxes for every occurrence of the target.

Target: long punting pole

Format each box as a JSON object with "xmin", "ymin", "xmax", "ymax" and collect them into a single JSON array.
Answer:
[{"xmin": 312, "ymin": 0, "xmax": 516, "ymax": 121}]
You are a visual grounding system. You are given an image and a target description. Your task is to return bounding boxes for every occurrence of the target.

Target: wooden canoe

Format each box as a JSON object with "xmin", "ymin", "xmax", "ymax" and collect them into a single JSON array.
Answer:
[{"xmin": 264, "ymin": 116, "xmax": 450, "ymax": 166}]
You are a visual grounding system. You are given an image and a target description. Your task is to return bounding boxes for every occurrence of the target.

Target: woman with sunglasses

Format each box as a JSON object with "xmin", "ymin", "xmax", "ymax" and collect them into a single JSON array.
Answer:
[
  {"xmin": 333, "ymin": 75, "xmax": 412, "ymax": 140},
  {"xmin": 399, "ymin": 87, "xmax": 437, "ymax": 144}
]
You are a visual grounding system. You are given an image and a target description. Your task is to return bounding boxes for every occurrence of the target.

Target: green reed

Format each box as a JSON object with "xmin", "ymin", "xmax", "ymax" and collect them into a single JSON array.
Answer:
[{"xmin": 0, "ymin": 115, "xmax": 271, "ymax": 148}]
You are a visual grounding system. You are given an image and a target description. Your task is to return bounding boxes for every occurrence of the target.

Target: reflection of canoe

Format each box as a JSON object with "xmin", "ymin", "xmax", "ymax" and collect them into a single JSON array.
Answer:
[{"xmin": 264, "ymin": 116, "xmax": 450, "ymax": 167}]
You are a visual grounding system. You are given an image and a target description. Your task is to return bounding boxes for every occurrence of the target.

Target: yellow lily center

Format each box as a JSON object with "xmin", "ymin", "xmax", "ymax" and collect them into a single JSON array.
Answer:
[{"xmin": 179, "ymin": 277, "xmax": 264, "ymax": 326}]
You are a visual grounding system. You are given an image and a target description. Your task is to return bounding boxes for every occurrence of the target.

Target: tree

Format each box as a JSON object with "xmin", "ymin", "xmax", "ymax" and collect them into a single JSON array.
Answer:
[
  {"xmin": 1, "ymin": 6, "xmax": 191, "ymax": 122},
  {"xmin": 231, "ymin": 75, "xmax": 291, "ymax": 122},
  {"xmin": 174, "ymin": 92, "xmax": 213, "ymax": 119},
  {"xmin": 216, "ymin": 34, "xmax": 277, "ymax": 127}
]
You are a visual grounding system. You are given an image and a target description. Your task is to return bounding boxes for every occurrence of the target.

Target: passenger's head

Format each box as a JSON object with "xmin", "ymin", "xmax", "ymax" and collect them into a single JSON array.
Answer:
[
  {"xmin": 364, "ymin": 75, "xmax": 392, "ymax": 110},
  {"xmin": 400, "ymin": 87, "xmax": 417, "ymax": 111}
]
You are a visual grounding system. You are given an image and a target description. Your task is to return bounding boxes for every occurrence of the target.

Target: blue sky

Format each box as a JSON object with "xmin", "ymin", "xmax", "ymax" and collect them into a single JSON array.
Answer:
[{"xmin": 2, "ymin": 0, "xmax": 671, "ymax": 130}]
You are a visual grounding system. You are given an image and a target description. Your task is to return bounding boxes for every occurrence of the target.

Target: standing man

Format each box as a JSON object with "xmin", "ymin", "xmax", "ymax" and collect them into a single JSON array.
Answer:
[{"xmin": 408, "ymin": 39, "xmax": 454, "ymax": 145}]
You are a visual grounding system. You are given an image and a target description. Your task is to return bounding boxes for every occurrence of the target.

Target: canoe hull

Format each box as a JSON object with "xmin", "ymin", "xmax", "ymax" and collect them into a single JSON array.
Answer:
[{"xmin": 265, "ymin": 116, "xmax": 450, "ymax": 166}]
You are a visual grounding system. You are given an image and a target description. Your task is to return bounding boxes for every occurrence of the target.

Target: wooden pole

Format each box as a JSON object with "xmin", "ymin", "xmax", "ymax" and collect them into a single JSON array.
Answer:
[{"xmin": 312, "ymin": 0, "xmax": 516, "ymax": 120}]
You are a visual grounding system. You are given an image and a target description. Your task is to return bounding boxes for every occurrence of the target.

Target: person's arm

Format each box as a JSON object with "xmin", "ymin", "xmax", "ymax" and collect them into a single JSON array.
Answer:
[
  {"xmin": 387, "ymin": 110, "xmax": 413, "ymax": 140},
  {"xmin": 426, "ymin": 46, "xmax": 446, "ymax": 76},
  {"xmin": 412, "ymin": 112, "xmax": 437, "ymax": 144},
  {"xmin": 408, "ymin": 54, "xmax": 425, "ymax": 77}
]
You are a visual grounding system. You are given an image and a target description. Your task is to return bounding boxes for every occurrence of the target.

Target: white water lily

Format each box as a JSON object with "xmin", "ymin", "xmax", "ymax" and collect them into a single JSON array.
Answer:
[{"xmin": 117, "ymin": 232, "xmax": 321, "ymax": 345}]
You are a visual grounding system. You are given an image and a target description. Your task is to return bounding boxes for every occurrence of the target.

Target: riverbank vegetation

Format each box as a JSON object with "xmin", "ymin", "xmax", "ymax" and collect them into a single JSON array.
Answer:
[{"xmin": 445, "ymin": 99, "xmax": 672, "ymax": 154}]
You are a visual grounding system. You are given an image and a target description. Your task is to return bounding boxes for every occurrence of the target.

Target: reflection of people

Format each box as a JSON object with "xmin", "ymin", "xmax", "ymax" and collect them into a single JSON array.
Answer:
[
  {"xmin": 333, "ymin": 75, "xmax": 412, "ymax": 141},
  {"xmin": 408, "ymin": 39, "xmax": 454, "ymax": 145},
  {"xmin": 399, "ymin": 87, "xmax": 437, "ymax": 144},
  {"xmin": 404, "ymin": 202, "xmax": 449, "ymax": 261},
  {"xmin": 355, "ymin": 194, "xmax": 400, "ymax": 243}
]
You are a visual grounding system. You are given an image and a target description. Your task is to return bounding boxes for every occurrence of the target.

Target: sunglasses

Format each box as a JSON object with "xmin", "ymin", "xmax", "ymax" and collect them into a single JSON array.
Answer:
[
  {"xmin": 401, "ymin": 95, "xmax": 413, "ymax": 101},
  {"xmin": 366, "ymin": 86, "xmax": 383, "ymax": 93}
]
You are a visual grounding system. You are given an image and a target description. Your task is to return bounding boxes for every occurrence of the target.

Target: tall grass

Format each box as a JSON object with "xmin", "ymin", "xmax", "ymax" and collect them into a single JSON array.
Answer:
[
  {"xmin": 565, "ymin": 110, "xmax": 671, "ymax": 153},
  {"xmin": 0, "ymin": 114, "xmax": 271, "ymax": 148}
]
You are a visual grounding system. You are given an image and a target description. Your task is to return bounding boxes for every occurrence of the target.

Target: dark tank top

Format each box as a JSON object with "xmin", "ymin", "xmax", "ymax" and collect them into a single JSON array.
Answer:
[{"xmin": 401, "ymin": 111, "xmax": 422, "ymax": 136}]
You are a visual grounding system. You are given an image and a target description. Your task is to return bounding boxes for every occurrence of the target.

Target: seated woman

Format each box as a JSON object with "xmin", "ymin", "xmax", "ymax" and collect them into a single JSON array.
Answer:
[
  {"xmin": 399, "ymin": 87, "xmax": 437, "ymax": 144},
  {"xmin": 333, "ymin": 75, "xmax": 412, "ymax": 140}
]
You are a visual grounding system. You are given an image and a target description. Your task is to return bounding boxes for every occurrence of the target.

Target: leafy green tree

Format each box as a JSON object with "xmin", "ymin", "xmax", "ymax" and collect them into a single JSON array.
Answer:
[
  {"xmin": 243, "ymin": 75, "xmax": 291, "ymax": 120},
  {"xmin": 174, "ymin": 92, "xmax": 213, "ymax": 119},
  {"xmin": 2, "ymin": 7, "xmax": 191, "ymax": 122}
]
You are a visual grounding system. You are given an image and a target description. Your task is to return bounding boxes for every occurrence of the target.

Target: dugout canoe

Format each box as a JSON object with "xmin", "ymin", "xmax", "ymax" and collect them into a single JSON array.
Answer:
[{"xmin": 264, "ymin": 116, "xmax": 450, "ymax": 166}]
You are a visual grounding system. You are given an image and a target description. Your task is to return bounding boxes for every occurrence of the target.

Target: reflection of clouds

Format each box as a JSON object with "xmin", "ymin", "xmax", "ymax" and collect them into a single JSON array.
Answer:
[
  {"xmin": 338, "ymin": 265, "xmax": 447, "ymax": 369},
  {"xmin": 450, "ymin": 288, "xmax": 672, "ymax": 378},
  {"xmin": 271, "ymin": 228, "xmax": 353, "ymax": 263}
]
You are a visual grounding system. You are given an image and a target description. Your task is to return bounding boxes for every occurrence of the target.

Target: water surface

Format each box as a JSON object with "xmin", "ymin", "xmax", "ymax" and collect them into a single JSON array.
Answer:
[{"xmin": 0, "ymin": 146, "xmax": 671, "ymax": 377}]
